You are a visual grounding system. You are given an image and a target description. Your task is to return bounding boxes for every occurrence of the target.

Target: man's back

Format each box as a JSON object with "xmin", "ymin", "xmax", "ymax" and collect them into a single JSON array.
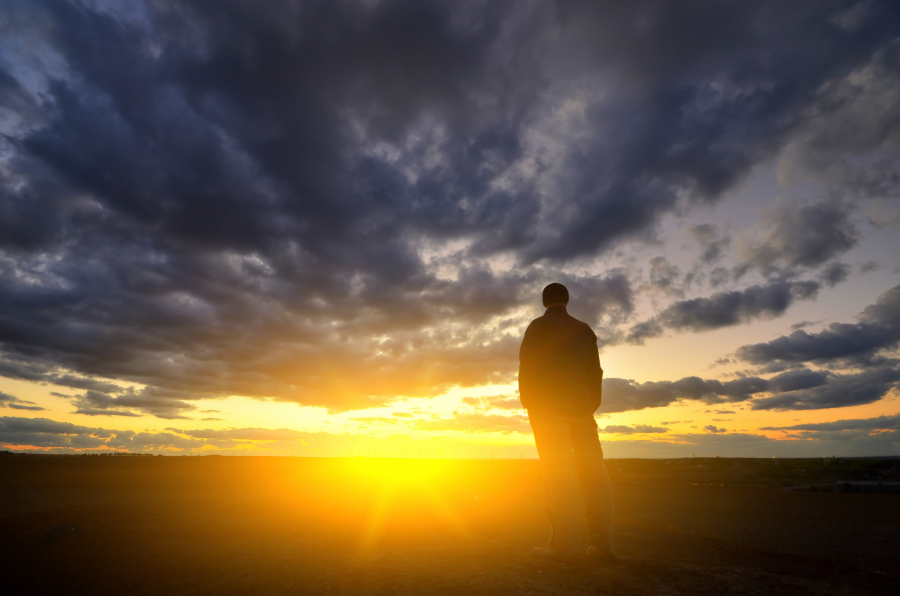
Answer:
[{"xmin": 518, "ymin": 305, "xmax": 603, "ymax": 417}]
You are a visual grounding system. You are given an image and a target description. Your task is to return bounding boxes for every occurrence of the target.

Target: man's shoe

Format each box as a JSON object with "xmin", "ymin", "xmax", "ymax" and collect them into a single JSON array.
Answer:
[
  {"xmin": 530, "ymin": 546, "xmax": 582, "ymax": 562},
  {"xmin": 585, "ymin": 545, "xmax": 619, "ymax": 564}
]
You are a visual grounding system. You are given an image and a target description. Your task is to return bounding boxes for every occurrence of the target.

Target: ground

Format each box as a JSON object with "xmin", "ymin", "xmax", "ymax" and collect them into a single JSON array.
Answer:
[{"xmin": 1, "ymin": 454, "xmax": 898, "ymax": 595}]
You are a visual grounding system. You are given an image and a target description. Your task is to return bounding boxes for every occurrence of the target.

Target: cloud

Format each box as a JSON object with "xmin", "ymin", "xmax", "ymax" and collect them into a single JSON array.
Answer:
[
  {"xmin": 860, "ymin": 261, "xmax": 879, "ymax": 273},
  {"xmin": 0, "ymin": 416, "xmax": 200, "ymax": 451},
  {"xmin": 758, "ymin": 413, "xmax": 900, "ymax": 448},
  {"xmin": 738, "ymin": 201, "xmax": 858, "ymax": 276},
  {"xmin": 0, "ymin": 359, "xmax": 123, "ymax": 394},
  {"xmin": 819, "ymin": 262, "xmax": 851, "ymax": 287},
  {"xmin": 0, "ymin": 416, "xmax": 377, "ymax": 454},
  {"xmin": 704, "ymin": 425, "xmax": 727, "ymax": 433},
  {"xmin": 459, "ymin": 394, "xmax": 523, "ymax": 411},
  {"xmin": 349, "ymin": 417, "xmax": 400, "ymax": 425},
  {"xmin": 736, "ymin": 283, "xmax": 900, "ymax": 367},
  {"xmin": 72, "ymin": 408, "xmax": 142, "ymax": 418},
  {"xmin": 626, "ymin": 280, "xmax": 820, "ymax": 344},
  {"xmin": 412, "ymin": 412, "xmax": 530, "ymax": 434},
  {"xmin": 728, "ymin": 285, "xmax": 900, "ymax": 413},
  {"xmin": 3, "ymin": 412, "xmax": 897, "ymax": 457},
  {"xmin": 601, "ymin": 364, "xmax": 895, "ymax": 413},
  {"xmin": 599, "ymin": 424, "xmax": 667, "ymax": 434},
  {"xmin": 790, "ymin": 320, "xmax": 820, "ymax": 331},
  {"xmin": 761, "ymin": 413, "xmax": 900, "ymax": 432},
  {"xmin": 6, "ymin": 404, "xmax": 45, "ymax": 411},
  {"xmin": 689, "ymin": 224, "xmax": 731, "ymax": 264},
  {"xmin": 776, "ymin": 39, "xmax": 900, "ymax": 201},
  {"xmin": 65, "ymin": 387, "xmax": 197, "ymax": 419},
  {"xmin": 750, "ymin": 365, "xmax": 900, "ymax": 411},
  {"xmin": 173, "ymin": 427, "xmax": 310, "ymax": 442},
  {"xmin": 647, "ymin": 257, "xmax": 683, "ymax": 296},
  {"xmin": 0, "ymin": 390, "xmax": 44, "ymax": 411},
  {"xmin": 0, "ymin": 1, "xmax": 898, "ymax": 412},
  {"xmin": 600, "ymin": 375, "xmax": 763, "ymax": 412},
  {"xmin": 604, "ymin": 428, "xmax": 899, "ymax": 458}
]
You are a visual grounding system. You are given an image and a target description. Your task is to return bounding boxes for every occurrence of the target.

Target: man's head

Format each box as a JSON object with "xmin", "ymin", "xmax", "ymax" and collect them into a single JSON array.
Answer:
[{"xmin": 542, "ymin": 283, "xmax": 569, "ymax": 308}]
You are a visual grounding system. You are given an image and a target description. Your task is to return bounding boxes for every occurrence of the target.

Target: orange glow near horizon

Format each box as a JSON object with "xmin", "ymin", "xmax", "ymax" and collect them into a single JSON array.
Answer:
[{"xmin": 351, "ymin": 459, "xmax": 473, "ymax": 555}]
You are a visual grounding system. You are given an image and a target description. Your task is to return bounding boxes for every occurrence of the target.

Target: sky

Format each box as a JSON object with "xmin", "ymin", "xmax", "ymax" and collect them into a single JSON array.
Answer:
[{"xmin": 1, "ymin": 0, "xmax": 899, "ymax": 458}]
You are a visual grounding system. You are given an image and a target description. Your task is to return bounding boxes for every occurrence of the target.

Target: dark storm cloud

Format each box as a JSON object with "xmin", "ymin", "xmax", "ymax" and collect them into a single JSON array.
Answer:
[
  {"xmin": 0, "ymin": 359, "xmax": 123, "ymax": 393},
  {"xmin": 726, "ymin": 284, "xmax": 900, "ymax": 410},
  {"xmin": 819, "ymin": 262, "xmax": 851, "ymax": 287},
  {"xmin": 5, "ymin": 403, "xmax": 45, "ymax": 411},
  {"xmin": 759, "ymin": 413, "xmax": 900, "ymax": 446},
  {"xmin": 626, "ymin": 280, "xmax": 819, "ymax": 344},
  {"xmin": 761, "ymin": 413, "xmax": 900, "ymax": 432},
  {"xmin": 736, "ymin": 283, "xmax": 900, "ymax": 367},
  {"xmin": 0, "ymin": 417, "xmax": 110, "ymax": 449},
  {"xmin": 0, "ymin": 415, "xmax": 380, "ymax": 452},
  {"xmin": 561, "ymin": 271, "xmax": 635, "ymax": 329},
  {"xmin": 515, "ymin": 0, "xmax": 899, "ymax": 261},
  {"xmin": 0, "ymin": 390, "xmax": 44, "ymax": 411},
  {"xmin": 647, "ymin": 257, "xmax": 682, "ymax": 296},
  {"xmin": 4, "ymin": 411, "xmax": 895, "ymax": 456},
  {"xmin": 1, "ymin": 0, "xmax": 899, "ymax": 410},
  {"xmin": 600, "ymin": 374, "xmax": 768, "ymax": 413},
  {"xmin": 860, "ymin": 261, "xmax": 879, "ymax": 273},
  {"xmin": 67, "ymin": 387, "xmax": 197, "ymax": 419},
  {"xmin": 739, "ymin": 201, "xmax": 858, "ymax": 276},
  {"xmin": 0, "ymin": 357, "xmax": 200, "ymax": 418},
  {"xmin": 600, "ymin": 365, "xmax": 893, "ymax": 413},
  {"xmin": 0, "ymin": 416, "xmax": 201, "ymax": 450},
  {"xmin": 777, "ymin": 37, "xmax": 900, "ymax": 203},
  {"xmin": 689, "ymin": 224, "xmax": 730, "ymax": 265},
  {"xmin": 750, "ymin": 365, "xmax": 900, "ymax": 411},
  {"xmin": 703, "ymin": 425, "xmax": 726, "ymax": 433}
]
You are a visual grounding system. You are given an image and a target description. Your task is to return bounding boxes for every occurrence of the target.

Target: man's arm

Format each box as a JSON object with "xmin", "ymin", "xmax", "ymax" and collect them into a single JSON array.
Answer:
[
  {"xmin": 587, "ymin": 330, "xmax": 603, "ymax": 410},
  {"xmin": 518, "ymin": 320, "xmax": 538, "ymax": 409}
]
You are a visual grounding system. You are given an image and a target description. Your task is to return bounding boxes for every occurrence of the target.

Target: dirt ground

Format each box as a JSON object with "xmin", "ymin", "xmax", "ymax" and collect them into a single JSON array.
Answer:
[{"xmin": 1, "ymin": 454, "xmax": 898, "ymax": 595}]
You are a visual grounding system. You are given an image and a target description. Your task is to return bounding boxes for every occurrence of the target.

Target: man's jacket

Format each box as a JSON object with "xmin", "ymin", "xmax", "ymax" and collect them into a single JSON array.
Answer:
[{"xmin": 518, "ymin": 305, "xmax": 603, "ymax": 416}]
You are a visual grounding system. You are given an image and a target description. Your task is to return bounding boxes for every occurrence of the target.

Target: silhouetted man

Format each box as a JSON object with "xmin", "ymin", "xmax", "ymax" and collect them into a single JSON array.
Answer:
[{"xmin": 519, "ymin": 282, "xmax": 615, "ymax": 562}]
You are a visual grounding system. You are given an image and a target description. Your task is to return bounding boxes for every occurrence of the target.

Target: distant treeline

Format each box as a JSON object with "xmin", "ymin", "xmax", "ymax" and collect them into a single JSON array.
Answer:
[{"xmin": 80, "ymin": 452, "xmax": 157, "ymax": 456}]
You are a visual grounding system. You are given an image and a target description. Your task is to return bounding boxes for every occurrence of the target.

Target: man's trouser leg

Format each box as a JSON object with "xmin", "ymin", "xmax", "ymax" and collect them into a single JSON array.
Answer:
[
  {"xmin": 571, "ymin": 419, "xmax": 615, "ymax": 553},
  {"xmin": 528, "ymin": 413, "xmax": 582, "ymax": 555}
]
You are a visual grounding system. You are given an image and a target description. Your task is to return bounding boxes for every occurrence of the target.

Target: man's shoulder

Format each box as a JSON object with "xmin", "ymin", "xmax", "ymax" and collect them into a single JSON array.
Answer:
[
  {"xmin": 522, "ymin": 316, "xmax": 546, "ymax": 340},
  {"xmin": 525, "ymin": 315, "xmax": 544, "ymax": 329},
  {"xmin": 578, "ymin": 319, "xmax": 597, "ymax": 337},
  {"xmin": 563, "ymin": 313, "xmax": 597, "ymax": 338}
]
